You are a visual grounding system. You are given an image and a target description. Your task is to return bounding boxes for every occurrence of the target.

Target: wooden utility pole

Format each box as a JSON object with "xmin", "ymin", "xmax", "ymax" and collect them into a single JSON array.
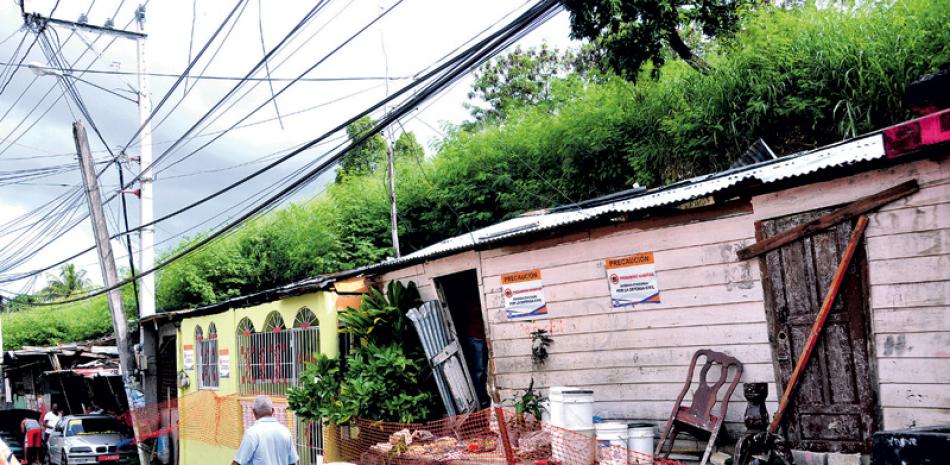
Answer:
[{"xmin": 74, "ymin": 121, "xmax": 147, "ymax": 463}]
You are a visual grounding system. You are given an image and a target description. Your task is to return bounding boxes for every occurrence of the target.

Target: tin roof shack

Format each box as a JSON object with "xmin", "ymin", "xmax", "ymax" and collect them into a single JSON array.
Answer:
[
  {"xmin": 365, "ymin": 111, "xmax": 950, "ymax": 455},
  {"xmin": 139, "ymin": 275, "xmax": 366, "ymax": 465},
  {"xmin": 1, "ymin": 339, "xmax": 123, "ymax": 414}
]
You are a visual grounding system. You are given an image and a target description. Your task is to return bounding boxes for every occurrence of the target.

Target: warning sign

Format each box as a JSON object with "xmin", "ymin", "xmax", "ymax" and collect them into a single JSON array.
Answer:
[
  {"xmin": 183, "ymin": 344, "xmax": 195, "ymax": 370},
  {"xmin": 501, "ymin": 269, "xmax": 548, "ymax": 319},
  {"xmin": 219, "ymin": 349, "xmax": 230, "ymax": 378},
  {"xmin": 605, "ymin": 252, "xmax": 661, "ymax": 307}
]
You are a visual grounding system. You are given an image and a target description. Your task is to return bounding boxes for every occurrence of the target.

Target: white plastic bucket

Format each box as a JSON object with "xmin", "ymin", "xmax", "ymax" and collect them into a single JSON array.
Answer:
[
  {"xmin": 547, "ymin": 386, "xmax": 574, "ymax": 427},
  {"xmin": 627, "ymin": 422, "xmax": 656, "ymax": 464},
  {"xmin": 595, "ymin": 422, "xmax": 628, "ymax": 465},
  {"xmin": 561, "ymin": 390, "xmax": 594, "ymax": 429},
  {"xmin": 551, "ymin": 426, "xmax": 596, "ymax": 465}
]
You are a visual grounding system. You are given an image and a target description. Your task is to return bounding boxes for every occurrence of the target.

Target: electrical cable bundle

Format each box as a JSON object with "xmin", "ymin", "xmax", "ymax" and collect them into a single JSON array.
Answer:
[{"xmin": 11, "ymin": 0, "xmax": 563, "ymax": 304}]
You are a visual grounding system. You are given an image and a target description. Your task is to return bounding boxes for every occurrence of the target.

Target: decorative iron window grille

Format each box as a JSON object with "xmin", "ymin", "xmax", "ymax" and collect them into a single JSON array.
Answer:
[
  {"xmin": 237, "ymin": 310, "xmax": 320, "ymax": 396},
  {"xmin": 196, "ymin": 324, "xmax": 219, "ymax": 389},
  {"xmin": 295, "ymin": 414, "xmax": 323, "ymax": 465}
]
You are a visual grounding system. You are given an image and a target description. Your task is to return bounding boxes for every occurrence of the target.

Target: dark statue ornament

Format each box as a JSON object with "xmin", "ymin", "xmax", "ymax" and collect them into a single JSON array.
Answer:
[
  {"xmin": 743, "ymin": 382, "xmax": 770, "ymax": 432},
  {"xmin": 734, "ymin": 383, "xmax": 794, "ymax": 465}
]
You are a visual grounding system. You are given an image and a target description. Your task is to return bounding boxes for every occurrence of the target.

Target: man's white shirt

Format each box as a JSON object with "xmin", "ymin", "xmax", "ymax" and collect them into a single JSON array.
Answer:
[{"xmin": 234, "ymin": 416, "xmax": 299, "ymax": 465}]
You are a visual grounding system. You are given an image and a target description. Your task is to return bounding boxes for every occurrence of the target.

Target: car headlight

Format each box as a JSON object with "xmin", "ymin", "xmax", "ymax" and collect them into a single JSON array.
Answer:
[{"xmin": 69, "ymin": 446, "xmax": 93, "ymax": 453}]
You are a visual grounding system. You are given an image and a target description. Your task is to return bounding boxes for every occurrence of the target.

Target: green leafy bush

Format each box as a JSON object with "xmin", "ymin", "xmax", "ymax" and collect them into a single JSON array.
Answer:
[
  {"xmin": 1, "ymin": 287, "xmax": 137, "ymax": 349},
  {"xmin": 288, "ymin": 281, "xmax": 438, "ymax": 424}
]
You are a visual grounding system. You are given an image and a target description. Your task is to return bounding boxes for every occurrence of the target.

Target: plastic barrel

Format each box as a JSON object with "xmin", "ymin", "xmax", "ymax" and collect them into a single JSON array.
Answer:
[
  {"xmin": 596, "ymin": 422, "xmax": 629, "ymax": 465},
  {"xmin": 551, "ymin": 426, "xmax": 596, "ymax": 465},
  {"xmin": 627, "ymin": 422, "xmax": 656, "ymax": 464},
  {"xmin": 561, "ymin": 390, "xmax": 594, "ymax": 429},
  {"xmin": 547, "ymin": 386, "xmax": 574, "ymax": 427}
]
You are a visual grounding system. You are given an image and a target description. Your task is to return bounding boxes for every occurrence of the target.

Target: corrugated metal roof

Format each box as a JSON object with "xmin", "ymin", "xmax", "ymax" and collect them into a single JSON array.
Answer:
[{"xmin": 367, "ymin": 133, "xmax": 886, "ymax": 270}]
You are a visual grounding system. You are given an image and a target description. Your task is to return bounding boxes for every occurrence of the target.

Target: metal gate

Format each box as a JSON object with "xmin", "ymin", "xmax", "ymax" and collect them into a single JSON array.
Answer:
[{"xmin": 407, "ymin": 300, "xmax": 479, "ymax": 415}]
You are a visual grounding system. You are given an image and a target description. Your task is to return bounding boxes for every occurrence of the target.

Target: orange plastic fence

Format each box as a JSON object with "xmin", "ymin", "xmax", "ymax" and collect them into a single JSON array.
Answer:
[
  {"xmin": 121, "ymin": 394, "xmax": 683, "ymax": 465},
  {"xmin": 331, "ymin": 408, "xmax": 683, "ymax": 465}
]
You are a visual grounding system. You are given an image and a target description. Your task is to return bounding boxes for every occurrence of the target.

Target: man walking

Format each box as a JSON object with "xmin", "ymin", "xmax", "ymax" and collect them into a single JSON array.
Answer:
[{"xmin": 232, "ymin": 395, "xmax": 298, "ymax": 465}]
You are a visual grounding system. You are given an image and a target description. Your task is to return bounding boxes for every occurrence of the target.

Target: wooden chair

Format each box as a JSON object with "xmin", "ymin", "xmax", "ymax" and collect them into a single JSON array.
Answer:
[{"xmin": 655, "ymin": 349, "xmax": 744, "ymax": 465}]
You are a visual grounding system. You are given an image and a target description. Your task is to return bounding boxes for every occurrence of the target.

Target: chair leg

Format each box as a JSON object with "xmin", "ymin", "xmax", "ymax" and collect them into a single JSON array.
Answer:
[
  {"xmin": 667, "ymin": 427, "xmax": 680, "ymax": 457},
  {"xmin": 699, "ymin": 423, "xmax": 722, "ymax": 465},
  {"xmin": 654, "ymin": 419, "xmax": 675, "ymax": 458}
]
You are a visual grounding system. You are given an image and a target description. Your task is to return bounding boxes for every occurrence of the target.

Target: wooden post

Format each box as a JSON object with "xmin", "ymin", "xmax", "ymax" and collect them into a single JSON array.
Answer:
[
  {"xmin": 75, "ymin": 121, "xmax": 147, "ymax": 461},
  {"xmin": 737, "ymin": 180, "xmax": 916, "ymax": 260},
  {"xmin": 768, "ymin": 215, "xmax": 870, "ymax": 433},
  {"xmin": 494, "ymin": 407, "xmax": 516, "ymax": 465}
]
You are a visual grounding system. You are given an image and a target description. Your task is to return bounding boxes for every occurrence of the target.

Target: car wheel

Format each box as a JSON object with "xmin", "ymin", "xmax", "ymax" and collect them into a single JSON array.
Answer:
[{"xmin": 61, "ymin": 451, "xmax": 68, "ymax": 465}]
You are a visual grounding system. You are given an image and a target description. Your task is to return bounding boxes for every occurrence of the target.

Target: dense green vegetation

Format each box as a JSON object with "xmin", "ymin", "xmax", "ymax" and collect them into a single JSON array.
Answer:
[
  {"xmin": 4, "ymin": 0, "xmax": 947, "ymax": 348},
  {"xmin": 288, "ymin": 281, "xmax": 439, "ymax": 424}
]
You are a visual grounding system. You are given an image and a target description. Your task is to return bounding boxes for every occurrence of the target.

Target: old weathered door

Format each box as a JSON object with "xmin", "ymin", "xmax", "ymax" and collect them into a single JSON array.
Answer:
[{"xmin": 758, "ymin": 211, "xmax": 878, "ymax": 452}]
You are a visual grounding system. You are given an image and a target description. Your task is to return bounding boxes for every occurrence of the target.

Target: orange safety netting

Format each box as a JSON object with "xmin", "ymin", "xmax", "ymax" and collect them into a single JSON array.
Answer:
[
  {"xmin": 330, "ymin": 408, "xmax": 683, "ymax": 465},
  {"xmin": 118, "ymin": 397, "xmax": 179, "ymax": 443},
  {"xmin": 119, "ymin": 395, "xmax": 684, "ymax": 465}
]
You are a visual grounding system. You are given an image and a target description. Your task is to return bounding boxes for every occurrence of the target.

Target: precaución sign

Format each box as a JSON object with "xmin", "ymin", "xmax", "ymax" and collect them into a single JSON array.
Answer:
[
  {"xmin": 501, "ymin": 269, "xmax": 548, "ymax": 319},
  {"xmin": 605, "ymin": 252, "xmax": 661, "ymax": 307}
]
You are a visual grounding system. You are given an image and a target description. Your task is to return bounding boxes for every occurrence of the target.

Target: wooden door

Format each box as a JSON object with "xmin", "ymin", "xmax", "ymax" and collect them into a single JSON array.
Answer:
[{"xmin": 758, "ymin": 211, "xmax": 878, "ymax": 452}]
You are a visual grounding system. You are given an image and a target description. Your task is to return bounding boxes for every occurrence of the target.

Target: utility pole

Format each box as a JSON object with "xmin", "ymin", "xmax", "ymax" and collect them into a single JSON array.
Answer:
[
  {"xmin": 134, "ymin": 4, "xmax": 155, "ymax": 319},
  {"xmin": 386, "ymin": 140, "xmax": 400, "ymax": 257},
  {"xmin": 74, "ymin": 122, "xmax": 147, "ymax": 465},
  {"xmin": 379, "ymin": 1, "xmax": 400, "ymax": 258},
  {"xmin": 25, "ymin": 3, "xmax": 151, "ymax": 316}
]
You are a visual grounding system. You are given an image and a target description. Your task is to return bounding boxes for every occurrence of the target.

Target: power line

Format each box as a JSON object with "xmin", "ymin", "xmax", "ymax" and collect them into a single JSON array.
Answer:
[
  {"xmin": 150, "ymin": 0, "xmax": 402, "ymax": 177},
  {"xmin": 0, "ymin": 0, "xmax": 545, "ymax": 281},
  {"xmin": 1, "ymin": 0, "xmax": 556, "ymax": 291},
  {"xmin": 15, "ymin": 0, "xmax": 563, "ymax": 305}
]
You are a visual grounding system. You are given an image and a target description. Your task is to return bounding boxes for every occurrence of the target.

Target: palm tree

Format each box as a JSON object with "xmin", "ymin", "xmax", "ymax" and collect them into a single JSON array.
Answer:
[{"xmin": 42, "ymin": 264, "xmax": 91, "ymax": 300}]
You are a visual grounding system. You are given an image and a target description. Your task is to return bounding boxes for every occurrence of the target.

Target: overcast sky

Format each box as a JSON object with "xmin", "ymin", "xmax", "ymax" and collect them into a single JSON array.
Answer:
[{"xmin": 0, "ymin": 0, "xmax": 574, "ymax": 294}]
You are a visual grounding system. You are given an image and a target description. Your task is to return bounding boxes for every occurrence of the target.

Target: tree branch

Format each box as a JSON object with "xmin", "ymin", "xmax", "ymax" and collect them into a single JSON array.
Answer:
[{"xmin": 667, "ymin": 29, "xmax": 710, "ymax": 74}]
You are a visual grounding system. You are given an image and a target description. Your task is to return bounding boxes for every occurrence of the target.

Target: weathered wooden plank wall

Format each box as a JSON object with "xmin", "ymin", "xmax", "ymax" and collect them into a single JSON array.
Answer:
[
  {"xmin": 382, "ymin": 207, "xmax": 773, "ymax": 430},
  {"xmin": 752, "ymin": 156, "xmax": 950, "ymax": 430},
  {"xmin": 380, "ymin": 155, "xmax": 949, "ymax": 433}
]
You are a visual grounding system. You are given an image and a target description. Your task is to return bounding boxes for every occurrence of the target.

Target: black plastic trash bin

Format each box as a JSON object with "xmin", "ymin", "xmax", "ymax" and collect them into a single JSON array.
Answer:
[{"xmin": 872, "ymin": 425, "xmax": 950, "ymax": 465}]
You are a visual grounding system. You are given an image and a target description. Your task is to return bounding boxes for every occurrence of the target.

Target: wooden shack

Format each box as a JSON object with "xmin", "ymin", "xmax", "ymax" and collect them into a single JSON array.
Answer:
[{"xmin": 361, "ymin": 111, "xmax": 950, "ymax": 454}]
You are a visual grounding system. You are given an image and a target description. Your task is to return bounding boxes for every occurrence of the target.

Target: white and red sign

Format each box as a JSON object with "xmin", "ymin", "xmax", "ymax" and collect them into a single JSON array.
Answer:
[
  {"xmin": 605, "ymin": 252, "xmax": 661, "ymax": 308},
  {"xmin": 182, "ymin": 345, "xmax": 195, "ymax": 370},
  {"xmin": 501, "ymin": 269, "xmax": 548, "ymax": 319},
  {"xmin": 219, "ymin": 348, "xmax": 230, "ymax": 378}
]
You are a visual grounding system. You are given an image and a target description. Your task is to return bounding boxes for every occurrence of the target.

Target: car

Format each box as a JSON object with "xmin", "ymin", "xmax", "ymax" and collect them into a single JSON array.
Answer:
[
  {"xmin": 0, "ymin": 408, "xmax": 41, "ymax": 462},
  {"xmin": 46, "ymin": 414, "xmax": 137, "ymax": 465}
]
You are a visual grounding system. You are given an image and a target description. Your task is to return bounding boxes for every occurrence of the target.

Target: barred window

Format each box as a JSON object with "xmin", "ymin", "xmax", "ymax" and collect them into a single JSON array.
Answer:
[
  {"xmin": 237, "ymin": 309, "xmax": 320, "ymax": 396},
  {"xmin": 196, "ymin": 323, "xmax": 219, "ymax": 389},
  {"xmin": 295, "ymin": 414, "xmax": 323, "ymax": 464}
]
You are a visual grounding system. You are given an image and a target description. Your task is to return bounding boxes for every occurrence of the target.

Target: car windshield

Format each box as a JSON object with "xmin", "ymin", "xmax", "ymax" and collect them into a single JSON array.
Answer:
[{"xmin": 65, "ymin": 418, "xmax": 125, "ymax": 436}]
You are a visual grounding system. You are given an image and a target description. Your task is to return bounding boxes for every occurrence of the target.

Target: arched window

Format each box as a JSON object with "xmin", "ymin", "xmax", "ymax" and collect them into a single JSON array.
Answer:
[
  {"xmin": 236, "ymin": 309, "xmax": 322, "ymax": 395},
  {"xmin": 237, "ymin": 317, "xmax": 255, "ymax": 337},
  {"xmin": 293, "ymin": 308, "xmax": 317, "ymax": 329},
  {"xmin": 236, "ymin": 318, "xmax": 255, "ymax": 386},
  {"xmin": 197, "ymin": 323, "xmax": 219, "ymax": 389},
  {"xmin": 263, "ymin": 311, "xmax": 286, "ymax": 333},
  {"xmin": 294, "ymin": 308, "xmax": 320, "ymax": 366}
]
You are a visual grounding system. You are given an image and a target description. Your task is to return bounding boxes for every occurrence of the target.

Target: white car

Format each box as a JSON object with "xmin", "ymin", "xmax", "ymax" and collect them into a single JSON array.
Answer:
[{"xmin": 46, "ymin": 415, "xmax": 136, "ymax": 465}]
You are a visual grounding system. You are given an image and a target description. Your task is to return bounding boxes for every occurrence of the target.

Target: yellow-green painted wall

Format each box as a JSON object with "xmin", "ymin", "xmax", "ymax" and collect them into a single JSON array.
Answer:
[{"xmin": 176, "ymin": 291, "xmax": 339, "ymax": 464}]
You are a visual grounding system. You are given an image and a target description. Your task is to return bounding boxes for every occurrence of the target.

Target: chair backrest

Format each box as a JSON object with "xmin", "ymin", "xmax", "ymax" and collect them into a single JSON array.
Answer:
[{"xmin": 678, "ymin": 349, "xmax": 744, "ymax": 429}]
